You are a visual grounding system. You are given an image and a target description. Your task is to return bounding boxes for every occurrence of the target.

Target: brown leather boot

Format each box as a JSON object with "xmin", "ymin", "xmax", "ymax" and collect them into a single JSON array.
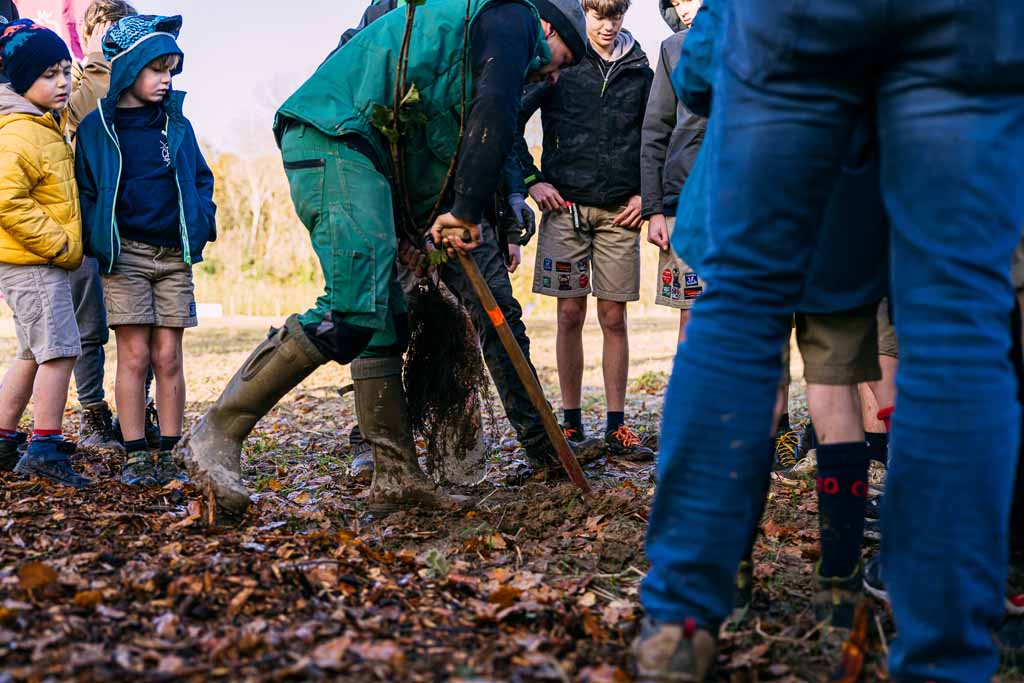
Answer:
[
  {"xmin": 351, "ymin": 357, "xmax": 471, "ymax": 514},
  {"xmin": 632, "ymin": 617, "xmax": 717, "ymax": 683},
  {"xmin": 177, "ymin": 315, "xmax": 326, "ymax": 522}
]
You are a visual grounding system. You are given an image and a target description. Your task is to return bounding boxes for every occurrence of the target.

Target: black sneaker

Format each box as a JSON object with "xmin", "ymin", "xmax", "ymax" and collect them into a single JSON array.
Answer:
[
  {"xmin": 813, "ymin": 564, "xmax": 865, "ymax": 630},
  {"xmin": 14, "ymin": 438, "xmax": 93, "ymax": 488},
  {"xmin": 605, "ymin": 425, "xmax": 655, "ymax": 462},
  {"xmin": 863, "ymin": 555, "xmax": 888, "ymax": 603},
  {"xmin": 121, "ymin": 450, "xmax": 157, "ymax": 487},
  {"xmin": 112, "ymin": 397, "xmax": 161, "ymax": 448},
  {"xmin": 79, "ymin": 401, "xmax": 126, "ymax": 453},
  {"xmin": 154, "ymin": 450, "xmax": 189, "ymax": 485},
  {"xmin": 0, "ymin": 432, "xmax": 28, "ymax": 471}
]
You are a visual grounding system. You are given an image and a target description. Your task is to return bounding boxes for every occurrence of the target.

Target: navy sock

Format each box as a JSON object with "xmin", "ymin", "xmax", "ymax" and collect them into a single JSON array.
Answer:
[
  {"xmin": 562, "ymin": 408, "xmax": 583, "ymax": 434},
  {"xmin": 159, "ymin": 435, "xmax": 181, "ymax": 452},
  {"xmin": 776, "ymin": 413, "xmax": 791, "ymax": 434},
  {"xmin": 816, "ymin": 441, "xmax": 871, "ymax": 578},
  {"xmin": 606, "ymin": 411, "xmax": 625, "ymax": 434},
  {"xmin": 124, "ymin": 439, "xmax": 148, "ymax": 454},
  {"xmin": 865, "ymin": 432, "xmax": 888, "ymax": 466}
]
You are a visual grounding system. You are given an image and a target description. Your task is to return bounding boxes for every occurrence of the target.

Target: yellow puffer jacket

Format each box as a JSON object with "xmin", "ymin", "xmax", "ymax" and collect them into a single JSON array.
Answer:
[{"xmin": 0, "ymin": 85, "xmax": 82, "ymax": 270}]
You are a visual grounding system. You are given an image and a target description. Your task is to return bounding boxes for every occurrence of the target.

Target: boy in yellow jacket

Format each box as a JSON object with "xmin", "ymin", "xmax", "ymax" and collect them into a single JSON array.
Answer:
[{"xmin": 0, "ymin": 20, "xmax": 91, "ymax": 488}]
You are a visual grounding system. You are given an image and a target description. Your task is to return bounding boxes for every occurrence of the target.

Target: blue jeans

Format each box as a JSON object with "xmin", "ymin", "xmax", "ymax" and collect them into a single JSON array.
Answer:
[{"xmin": 642, "ymin": 2, "xmax": 1024, "ymax": 681}]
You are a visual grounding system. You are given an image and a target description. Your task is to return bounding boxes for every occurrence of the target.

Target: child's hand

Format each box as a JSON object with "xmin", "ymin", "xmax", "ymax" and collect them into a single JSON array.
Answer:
[
  {"xmin": 85, "ymin": 21, "xmax": 112, "ymax": 56},
  {"xmin": 506, "ymin": 244, "xmax": 522, "ymax": 274},
  {"xmin": 614, "ymin": 195, "xmax": 644, "ymax": 230},
  {"xmin": 430, "ymin": 212, "xmax": 482, "ymax": 257},
  {"xmin": 529, "ymin": 182, "xmax": 567, "ymax": 214},
  {"xmin": 647, "ymin": 214, "xmax": 670, "ymax": 251}
]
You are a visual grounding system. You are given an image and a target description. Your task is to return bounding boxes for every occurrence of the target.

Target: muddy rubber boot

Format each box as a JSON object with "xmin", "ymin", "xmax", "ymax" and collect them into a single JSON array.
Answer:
[
  {"xmin": 177, "ymin": 315, "xmax": 326, "ymax": 522},
  {"xmin": 352, "ymin": 357, "xmax": 471, "ymax": 514}
]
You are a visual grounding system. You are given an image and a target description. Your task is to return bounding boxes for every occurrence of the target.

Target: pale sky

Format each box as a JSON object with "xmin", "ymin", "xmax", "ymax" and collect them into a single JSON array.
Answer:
[{"xmin": 134, "ymin": 0, "xmax": 674, "ymax": 155}]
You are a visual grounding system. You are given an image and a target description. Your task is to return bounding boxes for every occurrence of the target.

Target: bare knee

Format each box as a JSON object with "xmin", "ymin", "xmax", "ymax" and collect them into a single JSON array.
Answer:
[
  {"xmin": 151, "ymin": 342, "xmax": 183, "ymax": 379},
  {"xmin": 597, "ymin": 301, "xmax": 627, "ymax": 336},
  {"xmin": 116, "ymin": 334, "xmax": 151, "ymax": 377},
  {"xmin": 558, "ymin": 298, "xmax": 587, "ymax": 333}
]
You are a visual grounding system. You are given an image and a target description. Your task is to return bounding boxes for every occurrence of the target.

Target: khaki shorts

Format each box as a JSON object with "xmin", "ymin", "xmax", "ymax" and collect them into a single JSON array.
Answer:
[
  {"xmin": 877, "ymin": 297, "xmax": 898, "ymax": 358},
  {"xmin": 532, "ymin": 202, "xmax": 641, "ymax": 302},
  {"xmin": 655, "ymin": 216, "xmax": 705, "ymax": 310},
  {"xmin": 103, "ymin": 239, "xmax": 197, "ymax": 328},
  {"xmin": 796, "ymin": 304, "xmax": 882, "ymax": 385},
  {"xmin": 0, "ymin": 263, "xmax": 81, "ymax": 363}
]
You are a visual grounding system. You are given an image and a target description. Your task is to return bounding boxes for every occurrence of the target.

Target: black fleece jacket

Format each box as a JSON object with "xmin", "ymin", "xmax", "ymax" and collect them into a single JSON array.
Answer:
[{"xmin": 515, "ymin": 33, "xmax": 652, "ymax": 207}]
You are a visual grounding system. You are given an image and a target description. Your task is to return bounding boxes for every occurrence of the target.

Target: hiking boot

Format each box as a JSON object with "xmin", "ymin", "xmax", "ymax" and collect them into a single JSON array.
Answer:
[
  {"xmin": 14, "ymin": 437, "xmax": 93, "ymax": 488},
  {"xmin": 348, "ymin": 429, "xmax": 374, "ymax": 484},
  {"xmin": 863, "ymin": 555, "xmax": 888, "ymax": 603},
  {"xmin": 774, "ymin": 449, "xmax": 817, "ymax": 487},
  {"xmin": 352, "ymin": 357, "xmax": 473, "ymax": 514},
  {"xmin": 79, "ymin": 401, "xmax": 125, "ymax": 453},
  {"xmin": 111, "ymin": 397, "xmax": 161, "ymax": 448},
  {"xmin": 606, "ymin": 425, "xmax": 655, "ymax": 462},
  {"xmin": 632, "ymin": 617, "xmax": 717, "ymax": 683},
  {"xmin": 178, "ymin": 315, "xmax": 327, "ymax": 522},
  {"xmin": 797, "ymin": 421, "xmax": 817, "ymax": 461},
  {"xmin": 813, "ymin": 564, "xmax": 865, "ymax": 630},
  {"xmin": 772, "ymin": 428, "xmax": 800, "ymax": 471},
  {"xmin": 560, "ymin": 425, "xmax": 605, "ymax": 462},
  {"xmin": 641, "ymin": 431, "xmax": 659, "ymax": 453},
  {"xmin": 0, "ymin": 432, "xmax": 28, "ymax": 471},
  {"xmin": 154, "ymin": 450, "xmax": 189, "ymax": 485},
  {"xmin": 121, "ymin": 449, "xmax": 158, "ymax": 487}
]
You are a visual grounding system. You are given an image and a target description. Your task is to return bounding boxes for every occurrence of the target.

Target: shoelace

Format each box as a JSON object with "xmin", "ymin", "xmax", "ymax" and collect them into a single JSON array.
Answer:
[
  {"xmin": 612, "ymin": 425, "xmax": 642, "ymax": 448},
  {"xmin": 562, "ymin": 427, "xmax": 581, "ymax": 441},
  {"xmin": 774, "ymin": 430, "xmax": 800, "ymax": 467}
]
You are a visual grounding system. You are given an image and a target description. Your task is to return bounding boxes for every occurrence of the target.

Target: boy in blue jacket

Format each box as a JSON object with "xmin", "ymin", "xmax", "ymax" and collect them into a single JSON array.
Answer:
[{"xmin": 75, "ymin": 15, "xmax": 216, "ymax": 488}]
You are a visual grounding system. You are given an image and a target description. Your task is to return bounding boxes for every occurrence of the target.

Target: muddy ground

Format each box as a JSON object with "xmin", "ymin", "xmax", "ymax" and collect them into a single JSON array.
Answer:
[{"xmin": 1, "ymin": 317, "xmax": 1021, "ymax": 682}]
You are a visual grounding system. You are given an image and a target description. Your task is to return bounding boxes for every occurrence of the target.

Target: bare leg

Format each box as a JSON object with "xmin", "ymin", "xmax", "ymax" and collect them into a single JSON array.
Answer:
[
  {"xmin": 807, "ymin": 384, "xmax": 865, "ymax": 444},
  {"xmin": 597, "ymin": 299, "xmax": 628, "ymax": 413},
  {"xmin": 150, "ymin": 327, "xmax": 185, "ymax": 438},
  {"xmin": 32, "ymin": 358, "xmax": 77, "ymax": 431},
  {"xmin": 556, "ymin": 296, "xmax": 587, "ymax": 410},
  {"xmin": 114, "ymin": 325, "xmax": 152, "ymax": 443},
  {"xmin": 678, "ymin": 309, "xmax": 692, "ymax": 344},
  {"xmin": 0, "ymin": 359, "xmax": 38, "ymax": 430},
  {"xmin": 868, "ymin": 354, "xmax": 898, "ymax": 413}
]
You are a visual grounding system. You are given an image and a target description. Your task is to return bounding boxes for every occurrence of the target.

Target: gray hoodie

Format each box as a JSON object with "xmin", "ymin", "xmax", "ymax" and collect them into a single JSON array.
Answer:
[{"xmin": 640, "ymin": 0, "xmax": 708, "ymax": 218}]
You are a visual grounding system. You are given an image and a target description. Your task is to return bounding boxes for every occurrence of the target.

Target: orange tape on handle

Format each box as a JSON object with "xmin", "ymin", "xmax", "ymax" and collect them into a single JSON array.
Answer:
[{"xmin": 486, "ymin": 305, "xmax": 506, "ymax": 328}]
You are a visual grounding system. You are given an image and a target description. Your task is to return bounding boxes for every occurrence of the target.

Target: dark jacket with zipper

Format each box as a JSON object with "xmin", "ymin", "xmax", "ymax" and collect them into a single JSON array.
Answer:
[
  {"xmin": 516, "ymin": 31, "xmax": 653, "ymax": 208},
  {"xmin": 640, "ymin": 1, "xmax": 707, "ymax": 218},
  {"xmin": 75, "ymin": 32, "xmax": 216, "ymax": 274}
]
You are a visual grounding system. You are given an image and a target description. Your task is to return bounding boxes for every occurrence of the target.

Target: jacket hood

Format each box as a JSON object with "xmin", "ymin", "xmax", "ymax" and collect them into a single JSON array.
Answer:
[
  {"xmin": 0, "ymin": 83, "xmax": 42, "ymax": 117},
  {"xmin": 102, "ymin": 15, "xmax": 184, "ymax": 114},
  {"xmin": 661, "ymin": 0, "xmax": 685, "ymax": 32}
]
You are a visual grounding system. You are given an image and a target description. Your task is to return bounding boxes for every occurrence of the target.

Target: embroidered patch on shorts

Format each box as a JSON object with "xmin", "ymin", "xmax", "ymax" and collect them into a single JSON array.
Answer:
[
  {"xmin": 661, "ymin": 268, "xmax": 673, "ymax": 285},
  {"xmin": 558, "ymin": 275, "xmax": 572, "ymax": 291},
  {"xmin": 576, "ymin": 259, "xmax": 588, "ymax": 273},
  {"xmin": 189, "ymin": 302, "xmax": 197, "ymax": 317},
  {"xmin": 684, "ymin": 287, "xmax": 703, "ymax": 300},
  {"xmin": 542, "ymin": 276, "xmax": 551, "ymax": 288},
  {"xmin": 579, "ymin": 274, "xmax": 589, "ymax": 289},
  {"xmin": 685, "ymin": 273, "xmax": 699, "ymax": 288},
  {"xmin": 555, "ymin": 261, "xmax": 572, "ymax": 273},
  {"xmin": 661, "ymin": 285, "xmax": 672, "ymax": 298},
  {"xmin": 543, "ymin": 258, "xmax": 553, "ymax": 272}
]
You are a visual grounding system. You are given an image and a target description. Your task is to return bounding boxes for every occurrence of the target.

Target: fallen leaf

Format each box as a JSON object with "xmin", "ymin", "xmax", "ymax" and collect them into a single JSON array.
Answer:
[
  {"xmin": 18, "ymin": 562, "xmax": 58, "ymax": 591},
  {"xmin": 488, "ymin": 585, "xmax": 522, "ymax": 609},
  {"xmin": 312, "ymin": 634, "xmax": 351, "ymax": 671},
  {"xmin": 73, "ymin": 591, "xmax": 102, "ymax": 608}
]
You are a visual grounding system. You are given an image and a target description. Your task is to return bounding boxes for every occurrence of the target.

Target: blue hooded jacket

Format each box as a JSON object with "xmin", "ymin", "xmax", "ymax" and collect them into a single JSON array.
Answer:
[
  {"xmin": 668, "ymin": 0, "xmax": 888, "ymax": 314},
  {"xmin": 74, "ymin": 15, "xmax": 216, "ymax": 273}
]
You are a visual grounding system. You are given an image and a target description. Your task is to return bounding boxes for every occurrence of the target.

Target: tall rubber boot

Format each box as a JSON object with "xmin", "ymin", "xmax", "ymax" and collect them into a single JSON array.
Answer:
[
  {"xmin": 177, "ymin": 315, "xmax": 327, "ymax": 521},
  {"xmin": 351, "ymin": 356, "xmax": 469, "ymax": 513}
]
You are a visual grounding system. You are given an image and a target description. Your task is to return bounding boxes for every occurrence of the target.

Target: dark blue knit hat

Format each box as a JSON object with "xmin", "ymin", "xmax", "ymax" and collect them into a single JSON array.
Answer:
[{"xmin": 0, "ymin": 19, "xmax": 71, "ymax": 94}]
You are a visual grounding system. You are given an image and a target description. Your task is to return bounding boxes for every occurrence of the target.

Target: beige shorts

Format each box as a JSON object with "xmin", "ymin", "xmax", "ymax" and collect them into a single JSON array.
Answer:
[
  {"xmin": 796, "ymin": 305, "xmax": 882, "ymax": 385},
  {"xmin": 877, "ymin": 297, "xmax": 898, "ymax": 358},
  {"xmin": 103, "ymin": 239, "xmax": 197, "ymax": 328},
  {"xmin": 532, "ymin": 202, "xmax": 641, "ymax": 302},
  {"xmin": 655, "ymin": 216, "xmax": 705, "ymax": 310},
  {"xmin": 0, "ymin": 263, "xmax": 81, "ymax": 363}
]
